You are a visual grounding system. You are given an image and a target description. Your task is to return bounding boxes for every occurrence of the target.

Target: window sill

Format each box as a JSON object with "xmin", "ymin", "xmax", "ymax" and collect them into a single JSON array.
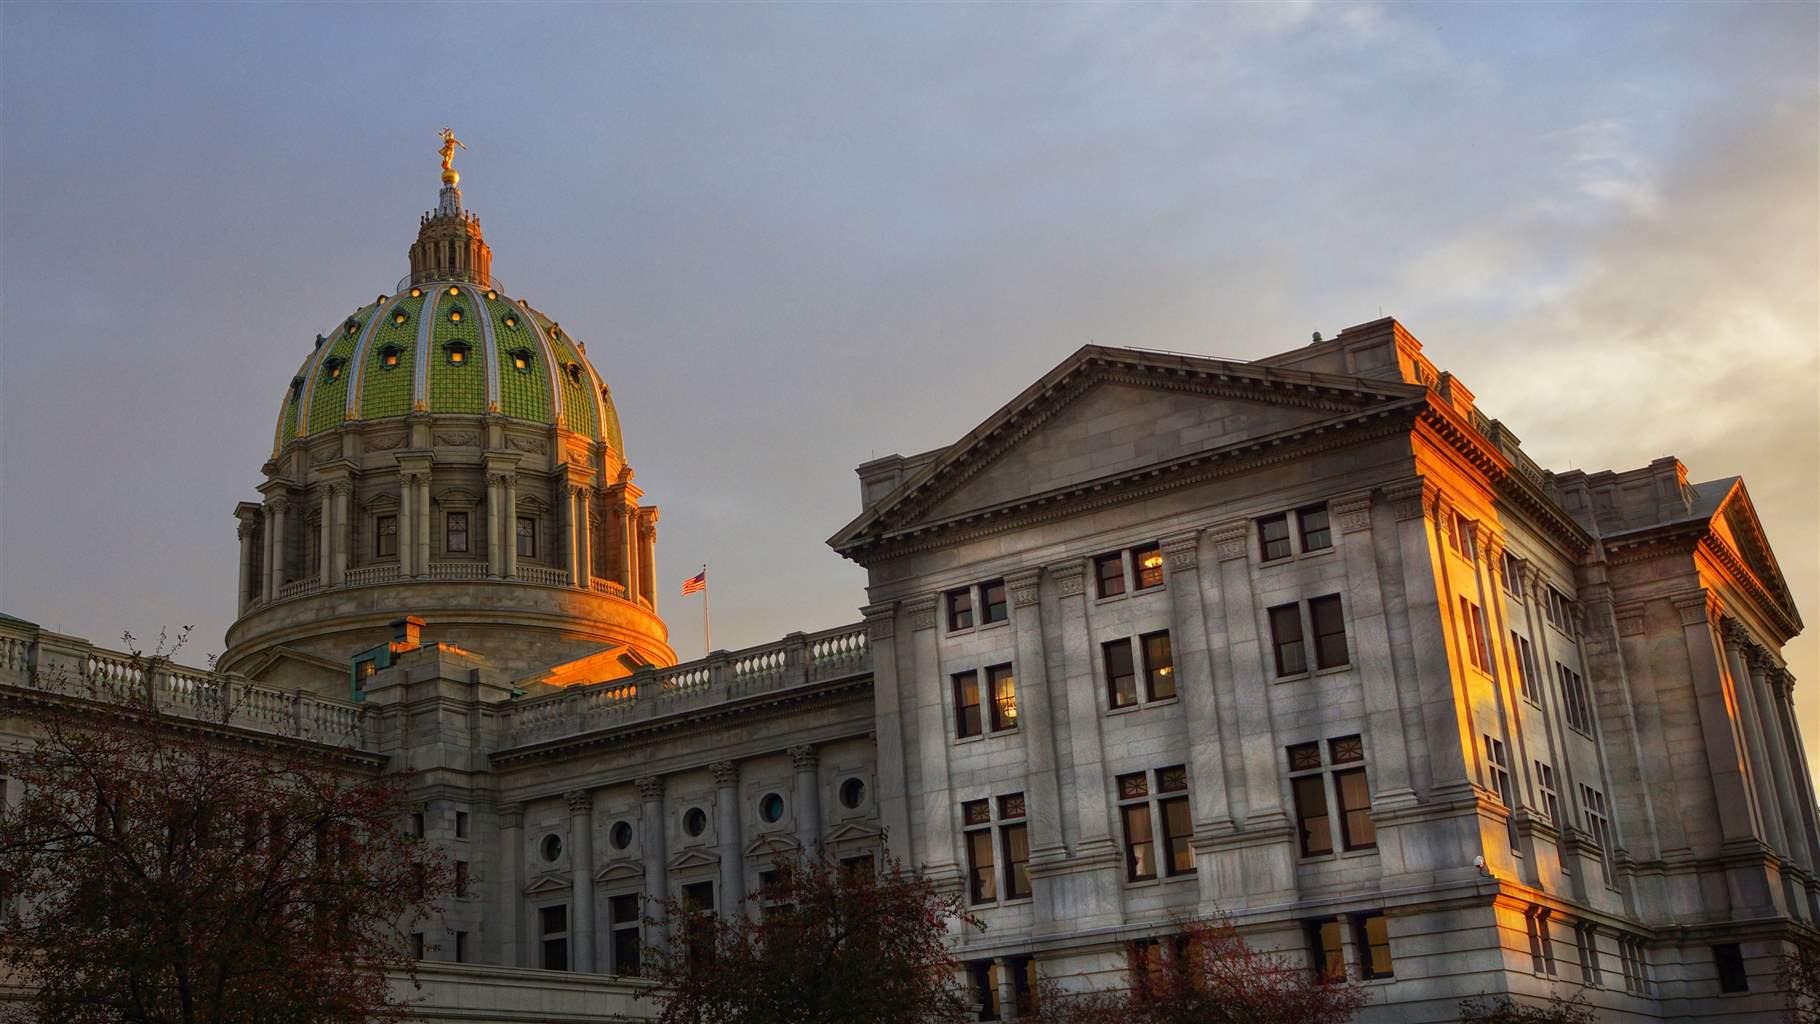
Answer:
[
  {"xmin": 1106, "ymin": 697, "xmax": 1178, "ymax": 717},
  {"xmin": 977, "ymin": 619, "xmax": 1011, "ymax": 633},
  {"xmin": 1521, "ymin": 694, "xmax": 1544, "ymax": 710},
  {"xmin": 944, "ymin": 625, "xmax": 975, "ymax": 638},
  {"xmin": 1131, "ymin": 583, "xmax": 1167, "ymax": 597},
  {"xmin": 1121, "ymin": 872, "xmax": 1196, "ymax": 890},
  {"xmin": 954, "ymin": 729, "xmax": 1019, "ymax": 747},
  {"xmin": 1314, "ymin": 663, "xmax": 1352, "ymax": 677},
  {"xmin": 1093, "ymin": 592, "xmax": 1128, "ymax": 606}
]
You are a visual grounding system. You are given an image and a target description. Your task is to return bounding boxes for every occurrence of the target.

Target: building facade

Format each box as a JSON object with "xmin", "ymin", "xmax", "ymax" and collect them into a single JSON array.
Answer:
[{"xmin": 1, "ymin": 163, "xmax": 1813, "ymax": 1023}]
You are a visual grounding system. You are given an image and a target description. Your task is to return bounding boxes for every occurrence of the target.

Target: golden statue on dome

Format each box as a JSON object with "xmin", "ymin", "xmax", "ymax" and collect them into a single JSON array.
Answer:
[{"xmin": 438, "ymin": 128, "xmax": 466, "ymax": 186}]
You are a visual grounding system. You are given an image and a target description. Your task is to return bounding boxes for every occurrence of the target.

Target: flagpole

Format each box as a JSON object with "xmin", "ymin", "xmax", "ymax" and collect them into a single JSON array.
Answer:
[{"xmin": 701, "ymin": 563, "xmax": 712, "ymax": 657}]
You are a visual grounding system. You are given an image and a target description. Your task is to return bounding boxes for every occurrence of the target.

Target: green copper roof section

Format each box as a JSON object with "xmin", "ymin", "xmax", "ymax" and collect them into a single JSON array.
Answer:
[
  {"xmin": 428, "ymin": 291, "xmax": 486, "ymax": 414},
  {"xmin": 306, "ymin": 313, "xmax": 368, "ymax": 435},
  {"xmin": 586, "ymin": 364, "xmax": 625, "ymax": 457},
  {"xmin": 538, "ymin": 313, "xmax": 599, "ymax": 439},
  {"xmin": 358, "ymin": 292, "xmax": 425, "ymax": 420},
  {"xmin": 485, "ymin": 294, "xmax": 553, "ymax": 424}
]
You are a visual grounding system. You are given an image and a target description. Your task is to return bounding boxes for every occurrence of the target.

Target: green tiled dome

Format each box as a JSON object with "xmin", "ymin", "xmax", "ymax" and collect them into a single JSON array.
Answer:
[{"xmin": 272, "ymin": 282, "xmax": 623, "ymax": 456}]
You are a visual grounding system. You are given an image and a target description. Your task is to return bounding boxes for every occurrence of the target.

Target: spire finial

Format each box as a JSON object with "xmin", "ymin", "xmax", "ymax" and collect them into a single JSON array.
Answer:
[{"xmin": 438, "ymin": 128, "xmax": 466, "ymax": 186}]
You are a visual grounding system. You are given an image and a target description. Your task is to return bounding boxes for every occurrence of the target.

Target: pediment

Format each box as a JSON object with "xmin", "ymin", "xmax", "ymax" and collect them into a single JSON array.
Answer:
[
  {"xmin": 239, "ymin": 645, "xmax": 349, "ymax": 696},
  {"xmin": 596, "ymin": 859, "xmax": 646, "ymax": 883},
  {"xmin": 1706, "ymin": 480, "xmax": 1802, "ymax": 633},
  {"xmin": 744, "ymin": 834, "xmax": 801, "ymax": 859},
  {"xmin": 363, "ymin": 492, "xmax": 400, "ymax": 512},
  {"xmin": 668, "ymin": 847, "xmax": 721, "ymax": 872},
  {"xmin": 824, "ymin": 821, "xmax": 883, "ymax": 846},
  {"xmin": 525, "ymin": 873, "xmax": 570, "ymax": 896},
  {"xmin": 831, "ymin": 346, "xmax": 1420, "ymax": 555},
  {"xmin": 517, "ymin": 645, "xmax": 638, "ymax": 690}
]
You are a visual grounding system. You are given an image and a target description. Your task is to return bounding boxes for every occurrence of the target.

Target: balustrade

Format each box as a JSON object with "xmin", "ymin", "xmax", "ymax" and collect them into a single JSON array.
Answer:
[{"xmin": 516, "ymin": 565, "xmax": 568, "ymax": 587}]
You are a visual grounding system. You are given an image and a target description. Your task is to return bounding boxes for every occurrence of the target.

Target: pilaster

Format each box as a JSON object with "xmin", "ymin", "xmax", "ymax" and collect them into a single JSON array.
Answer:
[
  {"xmin": 1006, "ymin": 567, "xmax": 1066, "ymax": 870},
  {"xmin": 565, "ymin": 789, "xmax": 596, "ymax": 972},
  {"xmin": 906, "ymin": 595, "xmax": 961, "ymax": 888},
  {"xmin": 790, "ymin": 745, "xmax": 822, "ymax": 854},
  {"xmin": 712, "ymin": 760, "xmax": 743, "ymax": 913},
  {"xmin": 863, "ymin": 601, "xmax": 913, "ymax": 861}
]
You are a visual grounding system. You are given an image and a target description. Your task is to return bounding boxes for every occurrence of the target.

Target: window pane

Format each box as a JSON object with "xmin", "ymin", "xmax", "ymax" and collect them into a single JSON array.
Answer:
[
  {"xmin": 1003, "ymin": 823, "xmax": 1032, "ymax": 899},
  {"xmin": 1328, "ymin": 735, "xmax": 1363, "ymax": 765},
  {"xmin": 1156, "ymin": 765, "xmax": 1188, "ymax": 793},
  {"xmin": 1095, "ymin": 554, "xmax": 1126, "ymax": 599},
  {"xmin": 1259, "ymin": 514, "xmax": 1292, "ymax": 561},
  {"xmin": 1104, "ymin": 639, "xmax": 1137, "ymax": 709},
  {"xmin": 967, "ymin": 830, "xmax": 997, "ymax": 903},
  {"xmin": 541, "ymin": 904, "xmax": 567, "ymax": 934},
  {"xmin": 376, "ymin": 515, "xmax": 398, "ymax": 557},
  {"xmin": 1310, "ymin": 595, "xmax": 1348, "ymax": 669},
  {"xmin": 1269, "ymin": 604, "xmax": 1306, "ymax": 676},
  {"xmin": 1117, "ymin": 771, "xmax": 1149, "ymax": 800},
  {"xmin": 1311, "ymin": 919, "xmax": 1345, "ymax": 980},
  {"xmin": 947, "ymin": 588, "xmax": 973, "ymax": 631},
  {"xmin": 1336, "ymin": 768, "xmax": 1375, "ymax": 850},
  {"xmin": 1298, "ymin": 505, "xmax": 1331, "ymax": 551},
  {"xmin": 516, "ymin": 517, "xmax": 536, "ymax": 558},
  {"xmin": 612, "ymin": 926, "xmax": 641, "ymax": 977},
  {"xmin": 989, "ymin": 666, "xmax": 1018, "ymax": 731},
  {"xmin": 446, "ymin": 511, "xmax": 468, "ymax": 553},
  {"xmin": 1142, "ymin": 631, "xmax": 1175, "ymax": 701},
  {"xmin": 1360, "ymin": 913, "xmax": 1394, "ymax": 978},
  {"xmin": 1292, "ymin": 775, "xmax": 1332, "ymax": 856},
  {"xmin": 998, "ymin": 792, "xmax": 1025, "ymax": 820},
  {"xmin": 1287, "ymin": 742, "xmax": 1323, "ymax": 772},
  {"xmin": 980, "ymin": 580, "xmax": 1008, "ymax": 623},
  {"xmin": 963, "ymin": 799, "xmax": 992, "ymax": 827},
  {"xmin": 543, "ymin": 937, "xmax": 569, "ymax": 971},
  {"xmin": 954, "ymin": 672, "xmax": 982, "ymax": 739},
  {"xmin": 1122, "ymin": 804, "xmax": 1156, "ymax": 881},
  {"xmin": 1161, "ymin": 797, "xmax": 1195, "ymax": 876},
  {"xmin": 1132, "ymin": 544, "xmax": 1164, "ymax": 589}
]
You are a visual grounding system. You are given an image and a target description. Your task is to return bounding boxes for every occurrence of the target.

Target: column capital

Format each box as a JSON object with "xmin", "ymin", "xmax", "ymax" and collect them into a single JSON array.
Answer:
[
  {"xmin": 1330, "ymin": 490, "xmax": 1374, "ymax": 533},
  {"xmin": 904, "ymin": 595, "xmax": 938, "ymax": 632},
  {"xmin": 1383, "ymin": 478, "xmax": 1438, "ymax": 522},
  {"xmin": 788, "ymin": 744, "xmax": 820, "ymax": 771},
  {"xmin": 1049, "ymin": 558, "xmax": 1088, "ymax": 597},
  {"xmin": 565, "ymin": 789, "xmax": 593, "ymax": 815},
  {"xmin": 1720, "ymin": 617, "xmax": 1754, "ymax": 652},
  {"xmin": 636, "ymin": 775, "xmax": 664, "ymax": 802},
  {"xmin": 497, "ymin": 802, "xmax": 524, "ymax": 829},
  {"xmin": 267, "ymin": 494, "xmax": 291, "ymax": 512},
  {"xmin": 1670, "ymin": 588, "xmax": 1723, "ymax": 628},
  {"xmin": 1748, "ymin": 645, "xmax": 1781, "ymax": 674},
  {"xmin": 1159, "ymin": 531, "xmax": 1200, "ymax": 573},
  {"xmin": 1006, "ymin": 567, "xmax": 1043, "ymax": 607},
  {"xmin": 1209, "ymin": 519, "xmax": 1250, "ymax": 562},
  {"xmin": 862, "ymin": 602, "xmax": 898, "ymax": 642},
  {"xmin": 710, "ymin": 760, "xmax": 739, "ymax": 787},
  {"xmin": 237, "ymin": 519, "xmax": 257, "ymax": 540}
]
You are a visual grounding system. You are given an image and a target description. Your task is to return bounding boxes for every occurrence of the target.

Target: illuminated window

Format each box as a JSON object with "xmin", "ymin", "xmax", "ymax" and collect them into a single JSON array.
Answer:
[
  {"xmin": 1093, "ymin": 543, "xmax": 1166, "ymax": 597},
  {"xmin": 1356, "ymin": 912, "xmax": 1394, "ymax": 979},
  {"xmin": 511, "ymin": 348, "xmax": 532, "ymax": 372},
  {"xmin": 1133, "ymin": 543, "xmax": 1164, "ymax": 589},
  {"xmin": 564, "ymin": 363, "xmax": 584, "ymax": 386},
  {"xmin": 486, "ymin": 289, "xmax": 498, "ymax": 301},
  {"xmin": 447, "ymin": 286, "xmax": 460, "ymax": 297},
  {"xmin": 1117, "ymin": 766, "xmax": 1194, "ymax": 882},
  {"xmin": 323, "ymin": 357, "xmax": 345, "ymax": 381},
  {"xmin": 409, "ymin": 287, "xmax": 423, "ymax": 298},
  {"xmin": 445, "ymin": 341, "xmax": 470, "ymax": 365},
  {"xmin": 379, "ymin": 345, "xmax": 401, "ymax": 369},
  {"xmin": 393, "ymin": 309, "xmax": 410, "ymax": 326},
  {"xmin": 343, "ymin": 318, "xmax": 359, "ymax": 336},
  {"xmin": 448, "ymin": 306, "xmax": 464, "ymax": 323},
  {"xmin": 1142, "ymin": 630, "xmax": 1175, "ymax": 701},
  {"xmin": 987, "ymin": 664, "xmax": 1017, "ymax": 731},
  {"xmin": 503, "ymin": 313, "xmax": 520, "ymax": 329}
]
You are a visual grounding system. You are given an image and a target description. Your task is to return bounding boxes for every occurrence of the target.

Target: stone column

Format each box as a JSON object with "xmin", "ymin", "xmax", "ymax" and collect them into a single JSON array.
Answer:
[
  {"xmin": 1673, "ymin": 592, "xmax": 1760, "ymax": 843},
  {"xmin": 1051, "ymin": 559, "xmax": 1119, "ymax": 855},
  {"xmin": 907, "ymin": 595, "xmax": 961, "ymax": 886},
  {"xmin": 575, "ymin": 487, "xmax": 593, "ymax": 590},
  {"xmin": 1006, "ymin": 568, "xmax": 1066, "ymax": 865},
  {"xmin": 566, "ymin": 790, "xmax": 596, "ymax": 972},
  {"xmin": 995, "ymin": 958, "xmax": 1018, "ymax": 1021},
  {"xmin": 556, "ymin": 478, "xmax": 572, "ymax": 581},
  {"xmin": 269, "ymin": 496, "xmax": 288, "ymax": 593},
  {"xmin": 1749, "ymin": 648, "xmax": 1811, "ymax": 870},
  {"xmin": 1722, "ymin": 621, "xmax": 1784, "ymax": 850},
  {"xmin": 502, "ymin": 475, "xmax": 518, "ymax": 578},
  {"xmin": 638, "ymin": 511, "xmax": 658, "ymax": 605},
  {"xmin": 498, "ymin": 803, "xmax": 524, "ymax": 967},
  {"xmin": 1387, "ymin": 479, "xmax": 1473, "ymax": 794},
  {"xmin": 398, "ymin": 475, "xmax": 415, "ymax": 577},
  {"xmin": 618, "ymin": 501, "xmax": 636, "ymax": 594},
  {"xmin": 332, "ymin": 483, "xmax": 349, "ymax": 584},
  {"xmin": 319, "ymin": 487, "xmax": 334, "ymax": 587},
  {"xmin": 1332, "ymin": 492, "xmax": 1417, "ymax": 805},
  {"xmin": 415, "ymin": 473, "xmax": 431, "ymax": 577},
  {"xmin": 713, "ymin": 761, "xmax": 743, "ymax": 912},
  {"xmin": 1157, "ymin": 533, "xmax": 1232, "ymax": 835},
  {"xmin": 1773, "ymin": 672, "xmax": 1820, "ymax": 876},
  {"xmin": 1210, "ymin": 519, "xmax": 1286, "ymax": 828},
  {"xmin": 791, "ymin": 745, "xmax": 822, "ymax": 855},
  {"xmin": 486, "ymin": 473, "xmax": 504, "ymax": 578},
  {"xmin": 638, "ymin": 776, "xmax": 669, "ymax": 944},
  {"xmin": 864, "ymin": 603, "xmax": 913, "ymax": 861},
  {"xmin": 237, "ymin": 517, "xmax": 257, "ymax": 612}
]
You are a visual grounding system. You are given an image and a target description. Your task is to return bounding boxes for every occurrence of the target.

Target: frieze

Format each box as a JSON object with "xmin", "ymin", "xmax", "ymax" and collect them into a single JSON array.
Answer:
[
  {"xmin": 368, "ymin": 431, "xmax": 406, "ymax": 451},
  {"xmin": 1383, "ymin": 479, "xmax": 1437, "ymax": 522},
  {"xmin": 1669, "ymin": 589, "xmax": 1722, "ymax": 628},
  {"xmin": 434, "ymin": 432, "xmax": 477, "ymax": 447},
  {"xmin": 506, "ymin": 435, "xmax": 548, "ymax": 454}
]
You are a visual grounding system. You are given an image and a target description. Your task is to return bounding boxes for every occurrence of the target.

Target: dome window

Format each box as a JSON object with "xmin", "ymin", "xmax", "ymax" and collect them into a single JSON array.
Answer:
[
  {"xmin": 343, "ymin": 317, "xmax": 360, "ymax": 337},
  {"xmin": 290, "ymin": 376, "xmax": 305, "ymax": 399},
  {"xmin": 409, "ymin": 287, "xmax": 423, "ymax": 298},
  {"xmin": 379, "ymin": 345, "xmax": 402, "ymax": 370},
  {"xmin": 324, "ymin": 357, "xmax": 346, "ymax": 382},
  {"xmin": 445, "ymin": 341, "xmax": 470, "ymax": 365},
  {"xmin": 448, "ymin": 305, "xmax": 464, "ymax": 324},
  {"xmin": 564, "ymin": 363, "xmax": 584, "ymax": 386},
  {"xmin": 510, "ymin": 349, "xmax": 534, "ymax": 373},
  {"xmin": 447, "ymin": 286, "xmax": 460, "ymax": 297},
  {"xmin": 502, "ymin": 312, "xmax": 520, "ymax": 330},
  {"xmin": 485, "ymin": 289, "xmax": 498, "ymax": 301},
  {"xmin": 391, "ymin": 309, "xmax": 410, "ymax": 327},
  {"xmin": 376, "ymin": 294, "xmax": 388, "ymax": 305}
]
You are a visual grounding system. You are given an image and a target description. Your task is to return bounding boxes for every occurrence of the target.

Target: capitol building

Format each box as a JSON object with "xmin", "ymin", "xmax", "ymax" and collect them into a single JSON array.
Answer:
[{"xmin": 1, "ymin": 154, "xmax": 1813, "ymax": 1023}]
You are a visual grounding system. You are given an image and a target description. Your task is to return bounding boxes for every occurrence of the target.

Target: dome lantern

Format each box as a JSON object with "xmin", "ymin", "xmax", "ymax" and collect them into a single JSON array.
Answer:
[{"xmin": 410, "ymin": 129, "xmax": 491, "ymax": 287}]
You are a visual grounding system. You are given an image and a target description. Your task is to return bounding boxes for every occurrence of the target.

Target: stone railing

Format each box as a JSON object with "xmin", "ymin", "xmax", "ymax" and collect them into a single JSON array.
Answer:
[
  {"xmin": 502, "ymin": 622, "xmax": 871, "ymax": 747},
  {"xmin": 429, "ymin": 560, "xmax": 487, "ymax": 581},
  {"xmin": 0, "ymin": 620, "xmax": 371, "ymax": 748},
  {"xmin": 278, "ymin": 577, "xmax": 321, "ymax": 599},
  {"xmin": 517, "ymin": 565, "xmax": 569, "ymax": 588},
  {"xmin": 588, "ymin": 578, "xmax": 627, "ymax": 599},
  {"xmin": 344, "ymin": 563, "xmax": 401, "ymax": 587}
]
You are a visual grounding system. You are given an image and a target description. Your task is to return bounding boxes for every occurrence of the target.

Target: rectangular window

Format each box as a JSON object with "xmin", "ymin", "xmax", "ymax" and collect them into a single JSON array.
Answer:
[
  {"xmin": 979, "ymin": 579, "xmax": 1008, "ymax": 624},
  {"xmin": 1501, "ymin": 551, "xmax": 1524, "ymax": 596},
  {"xmin": 1513, "ymin": 633, "xmax": 1540, "ymax": 701},
  {"xmin": 376, "ymin": 515, "xmax": 398, "ymax": 557},
  {"xmin": 987, "ymin": 665, "xmax": 1018, "ymax": 731},
  {"xmin": 1356, "ymin": 913, "xmax": 1394, "ymax": 979},
  {"xmin": 540, "ymin": 904, "xmax": 569, "ymax": 971},
  {"xmin": 410, "ymin": 811, "xmax": 425, "ymax": 838},
  {"xmin": 609, "ymin": 893, "xmax": 642, "ymax": 976},
  {"xmin": 972, "ymin": 961, "xmax": 1001, "ymax": 1021},
  {"xmin": 1141, "ymin": 630, "xmax": 1175, "ymax": 701},
  {"xmin": 1485, "ymin": 736, "xmax": 1516, "ymax": 848},
  {"xmin": 1715, "ymin": 943, "xmax": 1748, "ymax": 992},
  {"xmin": 1094, "ymin": 553, "xmax": 1126, "ymax": 599},
  {"xmin": 1619, "ymin": 934, "xmax": 1650, "ymax": 994},
  {"xmin": 682, "ymin": 881, "xmax": 715, "ymax": 962},
  {"xmin": 1160, "ymin": 794, "xmax": 1193, "ymax": 876},
  {"xmin": 1290, "ymin": 738, "xmax": 1373, "ymax": 856},
  {"xmin": 1000, "ymin": 793, "xmax": 1031, "ymax": 900},
  {"xmin": 516, "ymin": 516, "xmax": 537, "ymax": 559},
  {"xmin": 1545, "ymin": 585, "xmax": 1573, "ymax": 632},
  {"xmin": 1536, "ymin": 762, "xmax": 1560, "ymax": 825},
  {"xmin": 455, "ymin": 811, "xmax": 469, "ymax": 838},
  {"xmin": 1298, "ymin": 504, "xmax": 1332, "ymax": 552},
  {"xmin": 1581, "ymin": 785, "xmax": 1615, "ymax": 882},
  {"xmin": 1448, "ymin": 511, "xmax": 1476, "ymax": 560},
  {"xmin": 1132, "ymin": 544, "xmax": 1165, "ymax": 590},
  {"xmin": 454, "ymin": 860, "xmax": 469, "ymax": 897},
  {"xmin": 1460, "ymin": 597, "xmax": 1491, "ymax": 671},
  {"xmin": 1576, "ymin": 922, "xmax": 1601, "ymax": 986},
  {"xmin": 1527, "ymin": 908, "xmax": 1555, "ymax": 976},
  {"xmin": 1310, "ymin": 595, "xmax": 1349, "ymax": 669},
  {"xmin": 454, "ymin": 930, "xmax": 467, "ymax": 964},
  {"xmin": 946, "ymin": 588, "xmax": 974, "ymax": 631},
  {"xmin": 964, "ymin": 799, "xmax": 996, "ymax": 904},
  {"xmin": 446, "ymin": 511, "xmax": 469, "ymax": 553},
  {"xmin": 1335, "ymin": 767, "xmax": 1375, "ymax": 850},
  {"xmin": 1104, "ymin": 639, "xmax": 1138, "ymax": 710},
  {"xmin": 1309, "ymin": 918, "xmax": 1345, "ymax": 980},
  {"xmin": 953, "ymin": 671, "xmax": 982, "ymax": 739},
  {"xmin": 1558, "ymin": 663, "xmax": 1592, "ymax": 734},
  {"xmin": 1121, "ymin": 802, "xmax": 1156, "ymax": 882},
  {"xmin": 1292, "ymin": 773, "xmax": 1332, "ymax": 857},
  {"xmin": 412, "ymin": 932, "xmax": 425, "ymax": 960},
  {"xmin": 1259, "ymin": 513, "xmax": 1293, "ymax": 561},
  {"xmin": 1269, "ymin": 603, "xmax": 1307, "ymax": 677},
  {"xmin": 682, "ymin": 880, "xmax": 714, "ymax": 914}
]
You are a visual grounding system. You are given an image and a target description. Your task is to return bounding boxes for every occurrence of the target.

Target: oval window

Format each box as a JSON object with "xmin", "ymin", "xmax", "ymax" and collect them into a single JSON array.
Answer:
[
  {"xmin": 486, "ymin": 289, "xmax": 499, "ymax": 301},
  {"xmin": 447, "ymin": 286, "xmax": 460, "ymax": 297},
  {"xmin": 409, "ymin": 287, "xmax": 423, "ymax": 298},
  {"xmin": 682, "ymin": 807, "xmax": 707, "ymax": 837},
  {"xmin": 392, "ymin": 310, "xmax": 410, "ymax": 326},
  {"xmin": 539, "ymin": 833, "xmax": 563, "ymax": 863},
  {"xmin": 609, "ymin": 820, "xmax": 634, "ymax": 850},
  {"xmin": 502, "ymin": 313, "xmax": 520, "ymax": 330},
  {"xmin": 758, "ymin": 793, "xmax": 785, "ymax": 824},
  {"xmin": 839, "ymin": 778, "xmax": 866, "ymax": 810}
]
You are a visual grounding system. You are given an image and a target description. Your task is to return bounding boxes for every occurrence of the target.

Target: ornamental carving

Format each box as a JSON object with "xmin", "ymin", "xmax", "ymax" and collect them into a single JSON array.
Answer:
[
  {"xmin": 237, "ymin": 520, "xmax": 257, "ymax": 541},
  {"xmin": 1210, "ymin": 521, "xmax": 1250, "ymax": 562},
  {"xmin": 1050, "ymin": 561, "xmax": 1087, "ymax": 598},
  {"xmin": 497, "ymin": 803, "xmax": 524, "ymax": 829},
  {"xmin": 1614, "ymin": 603, "xmax": 1645, "ymax": 638},
  {"xmin": 636, "ymin": 775, "xmax": 664, "ymax": 802},
  {"xmin": 1669, "ymin": 590, "xmax": 1721, "ymax": 628},
  {"xmin": 1330, "ymin": 493, "xmax": 1373, "ymax": 533},
  {"xmin": 310, "ymin": 446, "xmax": 339, "ymax": 466},
  {"xmin": 710, "ymin": 761, "xmax": 739, "ymax": 787},
  {"xmin": 1160, "ymin": 533, "xmax": 1200, "ymax": 573},
  {"xmin": 905, "ymin": 596, "xmax": 938, "ymax": 632},
  {"xmin": 369, "ymin": 431, "xmax": 406, "ymax": 451},
  {"xmin": 1721, "ymin": 618, "xmax": 1754, "ymax": 651},
  {"xmin": 861, "ymin": 603, "xmax": 897, "ymax": 642},
  {"xmin": 1748, "ymin": 645, "xmax": 1780, "ymax": 673},
  {"xmin": 788, "ymin": 745, "xmax": 819, "ymax": 771},
  {"xmin": 434, "ymin": 431, "xmax": 477, "ymax": 447},
  {"xmin": 507, "ymin": 435, "xmax": 548, "ymax": 454},
  {"xmin": 1383, "ymin": 479, "xmax": 1436, "ymax": 522},
  {"xmin": 1007, "ymin": 568, "xmax": 1043, "ymax": 608},
  {"xmin": 565, "ymin": 789, "xmax": 593, "ymax": 815}
]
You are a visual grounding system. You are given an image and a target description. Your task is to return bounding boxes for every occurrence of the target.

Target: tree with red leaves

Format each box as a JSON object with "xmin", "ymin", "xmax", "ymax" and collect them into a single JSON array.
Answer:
[
  {"xmin": 0, "ymin": 631, "xmax": 449, "ymax": 1024},
  {"xmin": 640, "ymin": 849, "xmax": 984, "ymax": 1024},
  {"xmin": 1033, "ymin": 916, "xmax": 1368, "ymax": 1024}
]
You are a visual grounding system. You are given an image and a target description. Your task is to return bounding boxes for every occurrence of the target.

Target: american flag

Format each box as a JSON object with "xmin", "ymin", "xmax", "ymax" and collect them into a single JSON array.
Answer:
[{"xmin": 681, "ymin": 569, "xmax": 707, "ymax": 596}]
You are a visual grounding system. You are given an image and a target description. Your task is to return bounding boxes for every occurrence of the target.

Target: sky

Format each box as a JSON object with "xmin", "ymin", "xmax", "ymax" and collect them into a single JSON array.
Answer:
[{"xmin": 1, "ymin": 4, "xmax": 1815, "ymax": 751}]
